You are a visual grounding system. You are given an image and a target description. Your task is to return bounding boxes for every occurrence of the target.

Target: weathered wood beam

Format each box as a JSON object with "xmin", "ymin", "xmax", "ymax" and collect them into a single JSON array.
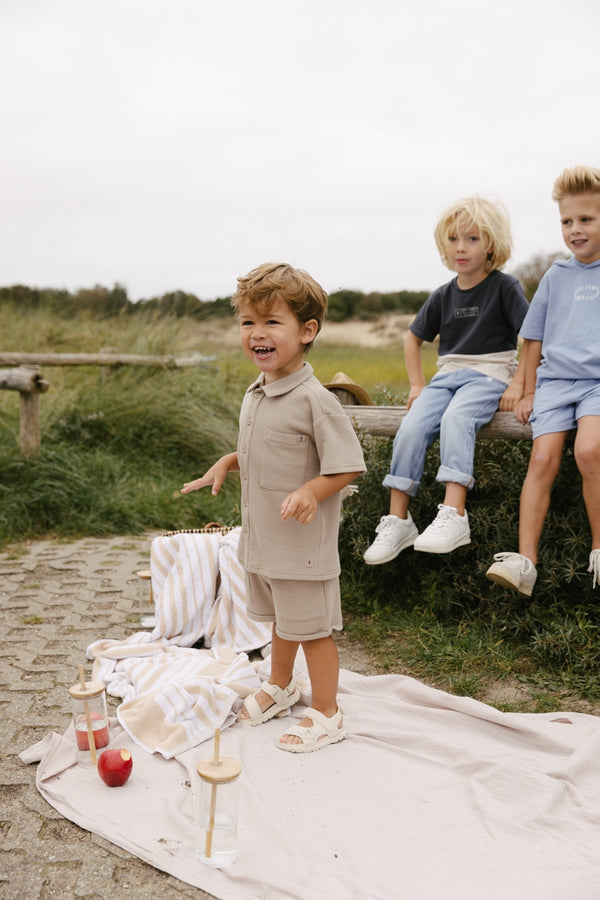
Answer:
[
  {"xmin": 0, "ymin": 366, "xmax": 50, "ymax": 393},
  {"xmin": 341, "ymin": 405, "xmax": 533, "ymax": 441},
  {"xmin": 0, "ymin": 351, "xmax": 213, "ymax": 368},
  {"xmin": 0, "ymin": 366, "xmax": 50, "ymax": 456},
  {"xmin": 20, "ymin": 392, "xmax": 41, "ymax": 457}
]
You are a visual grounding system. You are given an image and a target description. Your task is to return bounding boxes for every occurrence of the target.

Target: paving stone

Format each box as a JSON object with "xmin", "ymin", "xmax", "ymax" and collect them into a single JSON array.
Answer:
[
  {"xmin": 0, "ymin": 533, "xmax": 216, "ymax": 900},
  {"xmin": 1, "ymin": 532, "xmax": 378, "ymax": 899}
]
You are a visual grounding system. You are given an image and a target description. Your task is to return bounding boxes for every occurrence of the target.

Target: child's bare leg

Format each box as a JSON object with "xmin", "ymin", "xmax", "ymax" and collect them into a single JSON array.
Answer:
[
  {"xmin": 389, "ymin": 487, "xmax": 411, "ymax": 518},
  {"xmin": 518, "ymin": 432, "xmax": 567, "ymax": 564},
  {"xmin": 279, "ymin": 635, "xmax": 340, "ymax": 745},
  {"xmin": 238, "ymin": 626, "xmax": 298, "ymax": 720},
  {"xmin": 442, "ymin": 482, "xmax": 468, "ymax": 515},
  {"xmin": 574, "ymin": 416, "xmax": 600, "ymax": 548}
]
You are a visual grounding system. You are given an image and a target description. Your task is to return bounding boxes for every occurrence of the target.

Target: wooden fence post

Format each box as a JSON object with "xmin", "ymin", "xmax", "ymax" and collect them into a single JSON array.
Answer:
[
  {"xmin": 0, "ymin": 366, "xmax": 50, "ymax": 457},
  {"xmin": 20, "ymin": 390, "xmax": 41, "ymax": 457}
]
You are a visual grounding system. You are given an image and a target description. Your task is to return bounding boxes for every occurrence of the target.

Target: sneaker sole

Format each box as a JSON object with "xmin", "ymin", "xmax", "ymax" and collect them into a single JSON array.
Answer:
[
  {"xmin": 363, "ymin": 532, "xmax": 418, "ymax": 565},
  {"xmin": 413, "ymin": 535, "xmax": 471, "ymax": 554},
  {"xmin": 485, "ymin": 566, "xmax": 534, "ymax": 597}
]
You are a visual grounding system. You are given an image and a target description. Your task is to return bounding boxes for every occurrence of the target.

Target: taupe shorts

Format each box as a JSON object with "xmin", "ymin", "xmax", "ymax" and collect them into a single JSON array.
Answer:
[{"xmin": 244, "ymin": 572, "xmax": 342, "ymax": 641}]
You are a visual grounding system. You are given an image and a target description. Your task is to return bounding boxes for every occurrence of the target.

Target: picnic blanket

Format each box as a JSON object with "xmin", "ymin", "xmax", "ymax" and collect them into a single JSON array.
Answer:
[
  {"xmin": 20, "ymin": 528, "xmax": 600, "ymax": 897},
  {"xmin": 21, "ymin": 668, "xmax": 600, "ymax": 900}
]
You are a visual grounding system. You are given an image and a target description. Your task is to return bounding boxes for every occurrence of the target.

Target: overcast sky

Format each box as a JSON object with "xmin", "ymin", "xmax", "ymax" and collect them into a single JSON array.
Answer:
[{"xmin": 1, "ymin": 0, "xmax": 599, "ymax": 302}]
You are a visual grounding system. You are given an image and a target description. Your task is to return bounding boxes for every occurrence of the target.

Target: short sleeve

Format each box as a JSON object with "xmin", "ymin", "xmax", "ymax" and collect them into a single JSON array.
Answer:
[
  {"xmin": 520, "ymin": 274, "xmax": 549, "ymax": 341},
  {"xmin": 313, "ymin": 409, "xmax": 366, "ymax": 477}
]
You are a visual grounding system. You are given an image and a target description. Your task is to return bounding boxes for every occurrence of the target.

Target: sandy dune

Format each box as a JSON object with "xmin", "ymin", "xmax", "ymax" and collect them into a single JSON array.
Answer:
[{"xmin": 209, "ymin": 313, "xmax": 415, "ymax": 349}]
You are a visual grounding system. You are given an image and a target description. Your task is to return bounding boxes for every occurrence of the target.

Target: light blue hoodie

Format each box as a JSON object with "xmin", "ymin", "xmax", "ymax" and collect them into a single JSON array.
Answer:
[{"xmin": 520, "ymin": 255, "xmax": 600, "ymax": 382}]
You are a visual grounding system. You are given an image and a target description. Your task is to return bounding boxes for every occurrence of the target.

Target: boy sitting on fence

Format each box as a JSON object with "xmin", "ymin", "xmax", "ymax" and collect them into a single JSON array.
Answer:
[
  {"xmin": 364, "ymin": 196, "xmax": 529, "ymax": 565},
  {"xmin": 487, "ymin": 165, "xmax": 600, "ymax": 596}
]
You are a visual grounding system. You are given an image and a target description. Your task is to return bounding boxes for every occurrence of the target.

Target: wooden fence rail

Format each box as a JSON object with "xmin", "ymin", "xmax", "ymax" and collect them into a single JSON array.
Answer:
[
  {"xmin": 2, "ymin": 354, "xmax": 534, "ymax": 459},
  {"xmin": 340, "ymin": 405, "xmax": 533, "ymax": 441},
  {"xmin": 0, "ymin": 351, "xmax": 214, "ymax": 368},
  {"xmin": 0, "ymin": 351, "xmax": 214, "ymax": 457}
]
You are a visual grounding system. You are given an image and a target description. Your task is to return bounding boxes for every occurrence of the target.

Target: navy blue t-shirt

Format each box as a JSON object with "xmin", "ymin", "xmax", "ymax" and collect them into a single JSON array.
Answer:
[{"xmin": 410, "ymin": 270, "xmax": 529, "ymax": 356}]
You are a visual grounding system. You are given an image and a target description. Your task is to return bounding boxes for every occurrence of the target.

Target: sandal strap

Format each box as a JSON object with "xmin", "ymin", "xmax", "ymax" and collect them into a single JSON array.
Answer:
[
  {"xmin": 260, "ymin": 679, "xmax": 297, "ymax": 706},
  {"xmin": 281, "ymin": 706, "xmax": 344, "ymax": 741},
  {"xmin": 302, "ymin": 706, "xmax": 344, "ymax": 733},
  {"xmin": 241, "ymin": 692, "xmax": 264, "ymax": 721}
]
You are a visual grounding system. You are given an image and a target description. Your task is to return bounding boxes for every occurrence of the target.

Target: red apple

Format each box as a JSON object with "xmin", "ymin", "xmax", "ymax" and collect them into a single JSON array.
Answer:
[{"xmin": 97, "ymin": 748, "xmax": 133, "ymax": 787}]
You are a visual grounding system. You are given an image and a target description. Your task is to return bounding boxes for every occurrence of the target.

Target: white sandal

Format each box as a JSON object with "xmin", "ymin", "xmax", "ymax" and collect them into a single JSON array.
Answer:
[
  {"xmin": 277, "ymin": 706, "xmax": 346, "ymax": 753},
  {"xmin": 237, "ymin": 679, "xmax": 300, "ymax": 726}
]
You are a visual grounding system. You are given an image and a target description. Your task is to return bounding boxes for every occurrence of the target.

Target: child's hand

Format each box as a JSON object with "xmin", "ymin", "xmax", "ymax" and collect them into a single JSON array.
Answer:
[
  {"xmin": 181, "ymin": 457, "xmax": 232, "ymax": 497},
  {"xmin": 514, "ymin": 394, "xmax": 534, "ymax": 425},
  {"xmin": 407, "ymin": 384, "xmax": 424, "ymax": 410},
  {"xmin": 498, "ymin": 382, "xmax": 523, "ymax": 412},
  {"xmin": 181, "ymin": 472, "xmax": 217, "ymax": 495},
  {"xmin": 281, "ymin": 487, "xmax": 318, "ymax": 524}
]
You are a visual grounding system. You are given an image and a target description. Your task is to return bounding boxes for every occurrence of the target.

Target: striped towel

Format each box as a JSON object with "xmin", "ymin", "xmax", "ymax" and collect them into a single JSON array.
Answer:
[
  {"xmin": 86, "ymin": 528, "xmax": 272, "ymax": 757},
  {"xmin": 149, "ymin": 528, "xmax": 271, "ymax": 652}
]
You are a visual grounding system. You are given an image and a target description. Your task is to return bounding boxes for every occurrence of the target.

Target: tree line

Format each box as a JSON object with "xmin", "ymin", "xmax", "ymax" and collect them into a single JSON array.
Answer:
[
  {"xmin": 0, "ymin": 283, "xmax": 428, "ymax": 321},
  {"xmin": 0, "ymin": 252, "xmax": 564, "ymax": 323}
]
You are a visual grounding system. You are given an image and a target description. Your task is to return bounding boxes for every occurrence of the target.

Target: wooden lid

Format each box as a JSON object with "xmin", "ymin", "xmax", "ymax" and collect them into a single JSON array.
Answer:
[
  {"xmin": 197, "ymin": 756, "xmax": 242, "ymax": 784},
  {"xmin": 68, "ymin": 680, "xmax": 106, "ymax": 700}
]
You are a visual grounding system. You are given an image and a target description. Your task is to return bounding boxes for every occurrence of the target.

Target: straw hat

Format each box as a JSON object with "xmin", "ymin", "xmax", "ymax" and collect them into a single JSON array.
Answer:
[{"xmin": 322, "ymin": 372, "xmax": 373, "ymax": 406}]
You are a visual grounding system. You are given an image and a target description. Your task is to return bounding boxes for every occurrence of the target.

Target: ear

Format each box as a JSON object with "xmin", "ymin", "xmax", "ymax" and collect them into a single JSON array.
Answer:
[{"xmin": 301, "ymin": 319, "xmax": 319, "ymax": 345}]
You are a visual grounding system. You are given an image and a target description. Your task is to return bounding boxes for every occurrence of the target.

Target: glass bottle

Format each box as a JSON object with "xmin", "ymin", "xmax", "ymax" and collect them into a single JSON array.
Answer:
[
  {"xmin": 196, "ymin": 755, "xmax": 242, "ymax": 867},
  {"xmin": 68, "ymin": 679, "xmax": 110, "ymax": 764}
]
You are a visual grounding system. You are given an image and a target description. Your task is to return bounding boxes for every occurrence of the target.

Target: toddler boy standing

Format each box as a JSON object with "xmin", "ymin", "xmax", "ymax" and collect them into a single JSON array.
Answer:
[{"xmin": 182, "ymin": 262, "xmax": 365, "ymax": 752}]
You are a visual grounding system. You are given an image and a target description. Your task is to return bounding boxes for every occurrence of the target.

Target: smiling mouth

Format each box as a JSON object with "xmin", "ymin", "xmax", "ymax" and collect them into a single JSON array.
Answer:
[{"xmin": 253, "ymin": 346, "xmax": 274, "ymax": 357}]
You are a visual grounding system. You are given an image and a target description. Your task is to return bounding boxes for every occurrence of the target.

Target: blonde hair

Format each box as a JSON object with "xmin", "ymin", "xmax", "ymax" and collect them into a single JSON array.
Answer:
[
  {"xmin": 231, "ymin": 262, "xmax": 328, "ymax": 351},
  {"xmin": 552, "ymin": 165, "xmax": 600, "ymax": 202},
  {"xmin": 434, "ymin": 196, "xmax": 513, "ymax": 273}
]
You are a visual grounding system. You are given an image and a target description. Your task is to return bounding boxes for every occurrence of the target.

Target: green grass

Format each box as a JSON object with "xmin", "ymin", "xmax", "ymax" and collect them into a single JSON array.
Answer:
[
  {"xmin": 1, "ymin": 301, "xmax": 598, "ymax": 714},
  {"xmin": 197, "ymin": 342, "xmax": 438, "ymax": 401}
]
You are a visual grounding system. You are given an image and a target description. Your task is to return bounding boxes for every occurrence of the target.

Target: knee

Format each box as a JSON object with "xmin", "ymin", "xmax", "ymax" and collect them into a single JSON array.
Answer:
[
  {"xmin": 527, "ymin": 446, "xmax": 562, "ymax": 482},
  {"xmin": 574, "ymin": 441, "xmax": 600, "ymax": 477},
  {"xmin": 394, "ymin": 417, "xmax": 424, "ymax": 447}
]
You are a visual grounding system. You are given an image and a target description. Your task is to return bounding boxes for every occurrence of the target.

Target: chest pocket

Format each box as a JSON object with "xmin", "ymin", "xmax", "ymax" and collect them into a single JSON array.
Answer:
[{"xmin": 260, "ymin": 429, "xmax": 310, "ymax": 492}]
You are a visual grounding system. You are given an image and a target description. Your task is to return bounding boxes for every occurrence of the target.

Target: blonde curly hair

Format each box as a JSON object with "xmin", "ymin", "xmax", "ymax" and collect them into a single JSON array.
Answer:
[{"xmin": 434, "ymin": 195, "xmax": 513, "ymax": 273}]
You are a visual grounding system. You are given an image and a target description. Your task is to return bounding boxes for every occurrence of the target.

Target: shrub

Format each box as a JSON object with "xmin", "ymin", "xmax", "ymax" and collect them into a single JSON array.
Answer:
[
  {"xmin": 339, "ymin": 430, "xmax": 600, "ymax": 689},
  {"xmin": 0, "ymin": 365, "xmax": 242, "ymax": 542}
]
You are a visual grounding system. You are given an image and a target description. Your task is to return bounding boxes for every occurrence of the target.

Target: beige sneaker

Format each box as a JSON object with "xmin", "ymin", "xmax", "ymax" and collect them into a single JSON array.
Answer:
[{"xmin": 486, "ymin": 552, "xmax": 537, "ymax": 597}]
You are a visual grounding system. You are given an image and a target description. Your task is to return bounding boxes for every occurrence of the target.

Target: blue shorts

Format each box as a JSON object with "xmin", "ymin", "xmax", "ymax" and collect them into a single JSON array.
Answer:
[{"xmin": 530, "ymin": 378, "xmax": 600, "ymax": 439}]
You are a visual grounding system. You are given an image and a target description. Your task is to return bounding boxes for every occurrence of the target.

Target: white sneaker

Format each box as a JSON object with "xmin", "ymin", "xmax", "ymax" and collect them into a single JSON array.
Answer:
[
  {"xmin": 413, "ymin": 505, "xmax": 471, "ymax": 554},
  {"xmin": 486, "ymin": 552, "xmax": 537, "ymax": 597},
  {"xmin": 363, "ymin": 514, "xmax": 418, "ymax": 565},
  {"xmin": 588, "ymin": 549, "xmax": 600, "ymax": 589}
]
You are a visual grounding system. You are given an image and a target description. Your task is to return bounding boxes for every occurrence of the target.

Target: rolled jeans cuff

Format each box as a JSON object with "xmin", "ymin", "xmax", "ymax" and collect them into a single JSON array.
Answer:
[
  {"xmin": 382, "ymin": 473, "xmax": 420, "ymax": 497},
  {"xmin": 436, "ymin": 465, "xmax": 475, "ymax": 489}
]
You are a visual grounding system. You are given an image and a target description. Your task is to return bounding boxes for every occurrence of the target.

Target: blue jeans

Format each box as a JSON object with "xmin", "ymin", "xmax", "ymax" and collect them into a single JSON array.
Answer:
[{"xmin": 383, "ymin": 370, "xmax": 506, "ymax": 496}]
